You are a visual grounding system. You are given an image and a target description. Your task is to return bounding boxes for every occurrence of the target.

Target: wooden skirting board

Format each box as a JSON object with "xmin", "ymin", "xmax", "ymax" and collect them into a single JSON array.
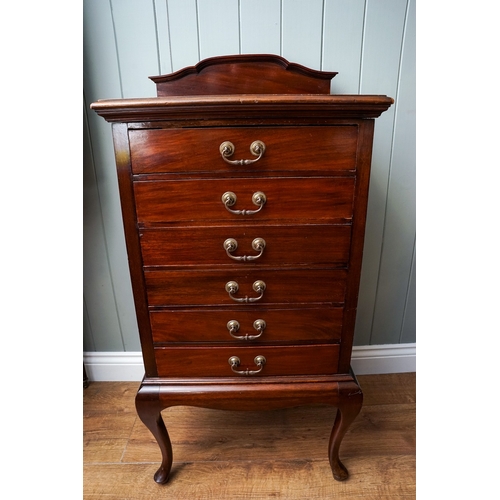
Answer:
[{"xmin": 84, "ymin": 343, "xmax": 416, "ymax": 382}]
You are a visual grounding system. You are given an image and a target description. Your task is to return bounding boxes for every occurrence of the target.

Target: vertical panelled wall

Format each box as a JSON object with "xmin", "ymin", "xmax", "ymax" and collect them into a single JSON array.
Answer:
[{"xmin": 83, "ymin": 0, "xmax": 415, "ymax": 352}]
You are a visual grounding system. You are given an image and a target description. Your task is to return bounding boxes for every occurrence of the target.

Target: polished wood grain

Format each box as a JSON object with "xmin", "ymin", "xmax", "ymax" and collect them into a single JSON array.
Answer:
[
  {"xmin": 144, "ymin": 268, "xmax": 348, "ymax": 306},
  {"xmin": 153, "ymin": 344, "xmax": 340, "ymax": 377},
  {"xmin": 90, "ymin": 94, "xmax": 394, "ymax": 123},
  {"xmin": 83, "ymin": 373, "xmax": 416, "ymax": 499},
  {"xmin": 338, "ymin": 119, "xmax": 375, "ymax": 373},
  {"xmin": 111, "ymin": 122, "xmax": 157, "ymax": 377},
  {"xmin": 133, "ymin": 176, "xmax": 356, "ymax": 225},
  {"xmin": 149, "ymin": 306, "xmax": 343, "ymax": 343},
  {"xmin": 129, "ymin": 126, "xmax": 358, "ymax": 174},
  {"xmin": 91, "ymin": 56, "xmax": 393, "ymax": 485},
  {"xmin": 150, "ymin": 54, "xmax": 337, "ymax": 96},
  {"xmin": 134, "ymin": 375, "xmax": 363, "ymax": 483},
  {"xmin": 140, "ymin": 224, "xmax": 351, "ymax": 268}
]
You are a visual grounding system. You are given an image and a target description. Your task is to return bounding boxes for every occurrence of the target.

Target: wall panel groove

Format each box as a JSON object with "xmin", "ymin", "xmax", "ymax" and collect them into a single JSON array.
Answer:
[
  {"xmin": 353, "ymin": 0, "xmax": 410, "ymax": 346},
  {"xmin": 83, "ymin": 92, "xmax": 125, "ymax": 351},
  {"xmin": 153, "ymin": 0, "xmax": 172, "ymax": 75},
  {"xmin": 162, "ymin": 0, "xmax": 174, "ymax": 73},
  {"xmin": 84, "ymin": 0, "xmax": 142, "ymax": 352},
  {"xmin": 108, "ymin": 0, "xmax": 123, "ymax": 99},
  {"xmin": 401, "ymin": 240, "xmax": 416, "ymax": 344},
  {"xmin": 400, "ymin": 237, "xmax": 416, "ymax": 343},
  {"xmin": 167, "ymin": 0, "xmax": 200, "ymax": 71},
  {"xmin": 83, "ymin": 0, "xmax": 415, "ymax": 353},
  {"xmin": 241, "ymin": 0, "xmax": 281, "ymax": 55},
  {"xmin": 319, "ymin": 0, "xmax": 325, "ymax": 70},
  {"xmin": 358, "ymin": 0, "xmax": 368, "ymax": 93},
  {"xmin": 195, "ymin": 0, "xmax": 201, "ymax": 60},
  {"xmin": 280, "ymin": 0, "xmax": 283, "ymax": 55},
  {"xmin": 238, "ymin": 0, "xmax": 242, "ymax": 54},
  {"xmin": 367, "ymin": 0, "xmax": 415, "ymax": 345}
]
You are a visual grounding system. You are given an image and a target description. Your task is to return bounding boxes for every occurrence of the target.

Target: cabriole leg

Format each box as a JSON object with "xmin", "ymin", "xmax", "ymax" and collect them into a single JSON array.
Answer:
[
  {"xmin": 328, "ymin": 382, "xmax": 363, "ymax": 481},
  {"xmin": 135, "ymin": 384, "xmax": 173, "ymax": 484}
]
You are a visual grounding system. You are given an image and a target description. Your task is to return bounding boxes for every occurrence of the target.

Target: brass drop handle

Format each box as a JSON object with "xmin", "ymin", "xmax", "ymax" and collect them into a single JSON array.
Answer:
[
  {"xmin": 221, "ymin": 191, "xmax": 266, "ymax": 215},
  {"xmin": 227, "ymin": 319, "xmax": 267, "ymax": 340},
  {"xmin": 219, "ymin": 140, "xmax": 266, "ymax": 165},
  {"xmin": 225, "ymin": 280, "xmax": 266, "ymax": 303},
  {"xmin": 224, "ymin": 238, "xmax": 266, "ymax": 261},
  {"xmin": 228, "ymin": 355, "xmax": 266, "ymax": 375}
]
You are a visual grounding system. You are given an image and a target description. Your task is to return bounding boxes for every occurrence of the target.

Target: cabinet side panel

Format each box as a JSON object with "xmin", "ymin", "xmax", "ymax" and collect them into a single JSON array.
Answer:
[
  {"xmin": 112, "ymin": 123, "xmax": 157, "ymax": 377},
  {"xmin": 338, "ymin": 120, "xmax": 375, "ymax": 373}
]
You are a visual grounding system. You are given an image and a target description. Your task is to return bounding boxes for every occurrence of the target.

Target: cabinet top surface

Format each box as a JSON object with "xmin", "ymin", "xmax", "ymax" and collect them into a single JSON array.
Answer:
[
  {"xmin": 91, "ymin": 94, "xmax": 393, "ymax": 122},
  {"xmin": 90, "ymin": 55, "xmax": 393, "ymax": 122}
]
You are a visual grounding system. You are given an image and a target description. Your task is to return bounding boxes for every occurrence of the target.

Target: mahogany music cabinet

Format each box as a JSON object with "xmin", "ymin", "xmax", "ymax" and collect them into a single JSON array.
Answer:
[{"xmin": 91, "ymin": 54, "xmax": 393, "ymax": 484}]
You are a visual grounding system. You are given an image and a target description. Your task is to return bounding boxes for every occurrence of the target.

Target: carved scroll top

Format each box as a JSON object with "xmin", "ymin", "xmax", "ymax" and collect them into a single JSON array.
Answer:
[{"xmin": 150, "ymin": 54, "xmax": 338, "ymax": 96}]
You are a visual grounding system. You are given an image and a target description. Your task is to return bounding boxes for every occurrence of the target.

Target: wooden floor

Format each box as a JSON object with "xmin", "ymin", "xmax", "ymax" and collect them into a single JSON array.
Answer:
[{"xmin": 83, "ymin": 373, "xmax": 415, "ymax": 499}]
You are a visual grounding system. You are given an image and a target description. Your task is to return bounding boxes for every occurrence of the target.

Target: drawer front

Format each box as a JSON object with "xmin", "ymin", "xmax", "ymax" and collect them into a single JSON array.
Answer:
[
  {"xmin": 140, "ymin": 224, "xmax": 351, "ymax": 267},
  {"xmin": 150, "ymin": 307, "xmax": 343, "ymax": 343},
  {"xmin": 134, "ymin": 177, "xmax": 355, "ymax": 224},
  {"xmin": 154, "ymin": 344, "xmax": 340, "ymax": 377},
  {"xmin": 129, "ymin": 126, "xmax": 358, "ymax": 174},
  {"xmin": 145, "ymin": 269, "xmax": 347, "ymax": 306}
]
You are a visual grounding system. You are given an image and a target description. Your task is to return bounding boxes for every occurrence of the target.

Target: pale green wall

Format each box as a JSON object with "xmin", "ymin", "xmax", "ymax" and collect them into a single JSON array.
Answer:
[{"xmin": 83, "ymin": 0, "xmax": 416, "ymax": 352}]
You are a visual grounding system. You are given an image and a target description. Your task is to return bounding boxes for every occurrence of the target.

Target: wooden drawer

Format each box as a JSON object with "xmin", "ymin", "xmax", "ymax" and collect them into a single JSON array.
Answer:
[
  {"xmin": 140, "ymin": 224, "xmax": 351, "ymax": 268},
  {"xmin": 145, "ymin": 268, "xmax": 347, "ymax": 306},
  {"xmin": 134, "ymin": 177, "xmax": 355, "ymax": 224},
  {"xmin": 154, "ymin": 344, "xmax": 340, "ymax": 377},
  {"xmin": 129, "ymin": 126, "xmax": 358, "ymax": 174},
  {"xmin": 150, "ymin": 307, "xmax": 343, "ymax": 343}
]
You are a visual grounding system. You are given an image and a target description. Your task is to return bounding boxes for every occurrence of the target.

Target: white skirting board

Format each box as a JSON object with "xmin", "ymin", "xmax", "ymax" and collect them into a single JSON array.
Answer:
[{"xmin": 83, "ymin": 343, "xmax": 416, "ymax": 382}]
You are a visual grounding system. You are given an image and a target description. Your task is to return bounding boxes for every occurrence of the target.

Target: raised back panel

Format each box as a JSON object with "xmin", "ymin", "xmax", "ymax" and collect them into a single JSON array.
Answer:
[{"xmin": 150, "ymin": 54, "xmax": 337, "ymax": 96}]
